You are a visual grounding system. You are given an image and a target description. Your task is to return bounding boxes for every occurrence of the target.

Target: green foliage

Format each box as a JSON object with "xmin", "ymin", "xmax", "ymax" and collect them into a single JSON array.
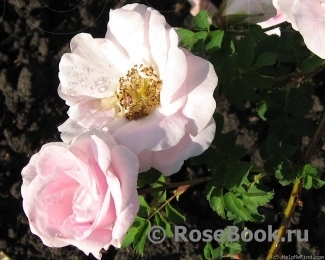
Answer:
[
  {"xmin": 122, "ymin": 216, "xmax": 151, "ymax": 256},
  {"xmin": 300, "ymin": 164, "xmax": 325, "ymax": 189},
  {"xmin": 137, "ymin": 168, "xmax": 161, "ymax": 188},
  {"xmin": 301, "ymin": 55, "xmax": 325, "ymax": 73},
  {"xmin": 192, "ymin": 10, "xmax": 210, "ymax": 31},
  {"xmin": 165, "ymin": 203, "xmax": 186, "ymax": 224},
  {"xmin": 196, "ymin": 113, "xmax": 274, "ymax": 224},
  {"xmin": 203, "ymin": 236, "xmax": 242, "ymax": 260},
  {"xmin": 177, "ymin": 28, "xmax": 208, "ymax": 56},
  {"xmin": 177, "ymin": 12, "xmax": 225, "ymax": 58}
]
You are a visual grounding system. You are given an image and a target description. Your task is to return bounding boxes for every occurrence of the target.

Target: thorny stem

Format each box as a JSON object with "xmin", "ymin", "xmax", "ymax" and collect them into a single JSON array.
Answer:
[
  {"xmin": 137, "ymin": 176, "xmax": 213, "ymax": 195},
  {"xmin": 138, "ymin": 167, "xmax": 267, "ymax": 196},
  {"xmin": 266, "ymin": 109, "xmax": 325, "ymax": 260},
  {"xmin": 147, "ymin": 185, "xmax": 190, "ymax": 220},
  {"xmin": 275, "ymin": 65, "xmax": 324, "ymax": 82}
]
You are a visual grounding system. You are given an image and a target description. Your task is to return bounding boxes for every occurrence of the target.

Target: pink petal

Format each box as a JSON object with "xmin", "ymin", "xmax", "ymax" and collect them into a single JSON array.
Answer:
[
  {"xmin": 137, "ymin": 149, "xmax": 153, "ymax": 173},
  {"xmin": 277, "ymin": 0, "xmax": 297, "ymax": 29},
  {"xmin": 258, "ymin": 0, "xmax": 286, "ymax": 35},
  {"xmin": 291, "ymin": 0, "xmax": 325, "ymax": 59},
  {"xmin": 36, "ymin": 145, "xmax": 81, "ymax": 178},
  {"xmin": 160, "ymin": 29, "xmax": 188, "ymax": 106},
  {"xmin": 59, "ymin": 228, "xmax": 113, "ymax": 259},
  {"xmin": 151, "ymin": 118, "xmax": 216, "ymax": 176},
  {"xmin": 59, "ymin": 33, "xmax": 127, "ymax": 100},
  {"xmin": 147, "ymin": 9, "xmax": 169, "ymax": 76},
  {"xmin": 58, "ymin": 118, "xmax": 87, "ymax": 144},
  {"xmin": 109, "ymin": 145, "xmax": 139, "ymax": 242},
  {"xmin": 67, "ymin": 100, "xmax": 116, "ymax": 129},
  {"xmin": 106, "ymin": 6, "xmax": 150, "ymax": 65},
  {"xmin": 112, "ymin": 113, "xmax": 188, "ymax": 155},
  {"xmin": 182, "ymin": 50, "xmax": 217, "ymax": 135}
]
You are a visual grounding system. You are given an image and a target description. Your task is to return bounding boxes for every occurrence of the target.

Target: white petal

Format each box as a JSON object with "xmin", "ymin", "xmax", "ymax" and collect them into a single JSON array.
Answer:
[
  {"xmin": 58, "ymin": 118, "xmax": 87, "ymax": 144},
  {"xmin": 106, "ymin": 7, "xmax": 150, "ymax": 65},
  {"xmin": 182, "ymin": 50, "xmax": 217, "ymax": 135},
  {"xmin": 151, "ymin": 118, "xmax": 216, "ymax": 176},
  {"xmin": 112, "ymin": 113, "xmax": 188, "ymax": 155},
  {"xmin": 59, "ymin": 33, "xmax": 125, "ymax": 100}
]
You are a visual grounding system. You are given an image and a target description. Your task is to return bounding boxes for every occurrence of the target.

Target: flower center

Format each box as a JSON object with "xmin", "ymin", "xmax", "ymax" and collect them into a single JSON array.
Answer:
[{"xmin": 116, "ymin": 65, "xmax": 162, "ymax": 120}]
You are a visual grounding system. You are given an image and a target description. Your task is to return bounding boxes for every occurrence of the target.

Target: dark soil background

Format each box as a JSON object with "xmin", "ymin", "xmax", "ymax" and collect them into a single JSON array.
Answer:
[{"xmin": 1, "ymin": 0, "xmax": 325, "ymax": 259}]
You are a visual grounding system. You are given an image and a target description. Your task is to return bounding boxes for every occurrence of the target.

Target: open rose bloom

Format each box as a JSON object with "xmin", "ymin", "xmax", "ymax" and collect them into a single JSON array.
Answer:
[
  {"xmin": 21, "ymin": 131, "xmax": 139, "ymax": 259},
  {"xmin": 58, "ymin": 4, "xmax": 217, "ymax": 176}
]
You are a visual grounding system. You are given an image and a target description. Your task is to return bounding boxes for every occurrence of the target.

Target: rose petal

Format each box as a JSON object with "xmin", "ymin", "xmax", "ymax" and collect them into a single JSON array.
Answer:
[
  {"xmin": 151, "ymin": 118, "xmax": 216, "ymax": 175},
  {"xmin": 182, "ymin": 50, "xmax": 217, "ymax": 135},
  {"xmin": 112, "ymin": 113, "xmax": 188, "ymax": 155},
  {"xmin": 59, "ymin": 33, "xmax": 125, "ymax": 99},
  {"xmin": 106, "ymin": 6, "xmax": 150, "ymax": 65},
  {"xmin": 58, "ymin": 118, "xmax": 87, "ymax": 144},
  {"xmin": 109, "ymin": 145, "xmax": 139, "ymax": 242},
  {"xmin": 137, "ymin": 149, "xmax": 153, "ymax": 173},
  {"xmin": 160, "ymin": 30, "xmax": 187, "ymax": 106}
]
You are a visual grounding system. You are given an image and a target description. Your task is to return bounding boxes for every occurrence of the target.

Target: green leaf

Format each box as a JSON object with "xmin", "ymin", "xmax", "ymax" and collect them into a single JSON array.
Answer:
[
  {"xmin": 260, "ymin": 135, "xmax": 279, "ymax": 158},
  {"xmin": 242, "ymin": 73, "xmax": 274, "ymax": 89},
  {"xmin": 137, "ymin": 168, "xmax": 162, "ymax": 188},
  {"xmin": 155, "ymin": 213, "xmax": 173, "ymax": 238},
  {"xmin": 152, "ymin": 175, "xmax": 167, "ymax": 203},
  {"xmin": 122, "ymin": 216, "xmax": 144, "ymax": 248},
  {"xmin": 223, "ymin": 162, "xmax": 253, "ymax": 190},
  {"xmin": 264, "ymin": 104, "xmax": 286, "ymax": 124},
  {"xmin": 122, "ymin": 226, "xmax": 139, "ymax": 247},
  {"xmin": 255, "ymin": 34, "xmax": 280, "ymax": 55},
  {"xmin": 207, "ymin": 187, "xmax": 226, "ymax": 218},
  {"xmin": 253, "ymin": 52, "xmax": 277, "ymax": 68},
  {"xmin": 300, "ymin": 164, "xmax": 325, "ymax": 189},
  {"xmin": 224, "ymin": 241, "xmax": 242, "ymax": 254},
  {"xmin": 286, "ymin": 95, "xmax": 313, "ymax": 116},
  {"xmin": 192, "ymin": 10, "xmax": 210, "ymax": 31},
  {"xmin": 177, "ymin": 29, "xmax": 208, "ymax": 51},
  {"xmin": 268, "ymin": 157, "xmax": 297, "ymax": 186},
  {"xmin": 206, "ymin": 30, "xmax": 224, "ymax": 53},
  {"xmin": 212, "ymin": 246, "xmax": 223, "ymax": 259},
  {"xmin": 301, "ymin": 55, "xmax": 325, "ymax": 74},
  {"xmin": 165, "ymin": 203, "xmax": 186, "ymax": 224},
  {"xmin": 245, "ymin": 186, "xmax": 274, "ymax": 206},
  {"xmin": 138, "ymin": 196, "xmax": 150, "ymax": 218},
  {"xmin": 257, "ymin": 100, "xmax": 267, "ymax": 120},
  {"xmin": 237, "ymin": 35, "xmax": 255, "ymax": 68},
  {"xmin": 203, "ymin": 242, "xmax": 214, "ymax": 259},
  {"xmin": 289, "ymin": 116, "xmax": 316, "ymax": 136},
  {"xmin": 268, "ymin": 118, "xmax": 292, "ymax": 141},
  {"xmin": 224, "ymin": 192, "xmax": 254, "ymax": 222},
  {"xmin": 133, "ymin": 220, "xmax": 151, "ymax": 256},
  {"xmin": 280, "ymin": 30, "xmax": 298, "ymax": 49},
  {"xmin": 278, "ymin": 145, "xmax": 298, "ymax": 158}
]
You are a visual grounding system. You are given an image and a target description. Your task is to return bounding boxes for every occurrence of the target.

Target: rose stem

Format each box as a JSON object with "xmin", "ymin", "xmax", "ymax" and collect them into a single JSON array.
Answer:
[{"xmin": 266, "ymin": 108, "xmax": 325, "ymax": 260}]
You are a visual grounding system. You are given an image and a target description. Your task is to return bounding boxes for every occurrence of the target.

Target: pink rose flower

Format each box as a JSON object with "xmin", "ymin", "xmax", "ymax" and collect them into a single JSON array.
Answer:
[
  {"xmin": 277, "ymin": 0, "xmax": 325, "ymax": 58},
  {"xmin": 21, "ymin": 131, "xmax": 140, "ymax": 259},
  {"xmin": 58, "ymin": 4, "xmax": 217, "ymax": 176},
  {"xmin": 258, "ymin": 0, "xmax": 286, "ymax": 35}
]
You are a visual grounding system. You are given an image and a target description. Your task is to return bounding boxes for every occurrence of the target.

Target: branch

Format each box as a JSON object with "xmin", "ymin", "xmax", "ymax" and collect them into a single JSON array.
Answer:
[{"xmin": 266, "ymin": 109, "xmax": 325, "ymax": 259}]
